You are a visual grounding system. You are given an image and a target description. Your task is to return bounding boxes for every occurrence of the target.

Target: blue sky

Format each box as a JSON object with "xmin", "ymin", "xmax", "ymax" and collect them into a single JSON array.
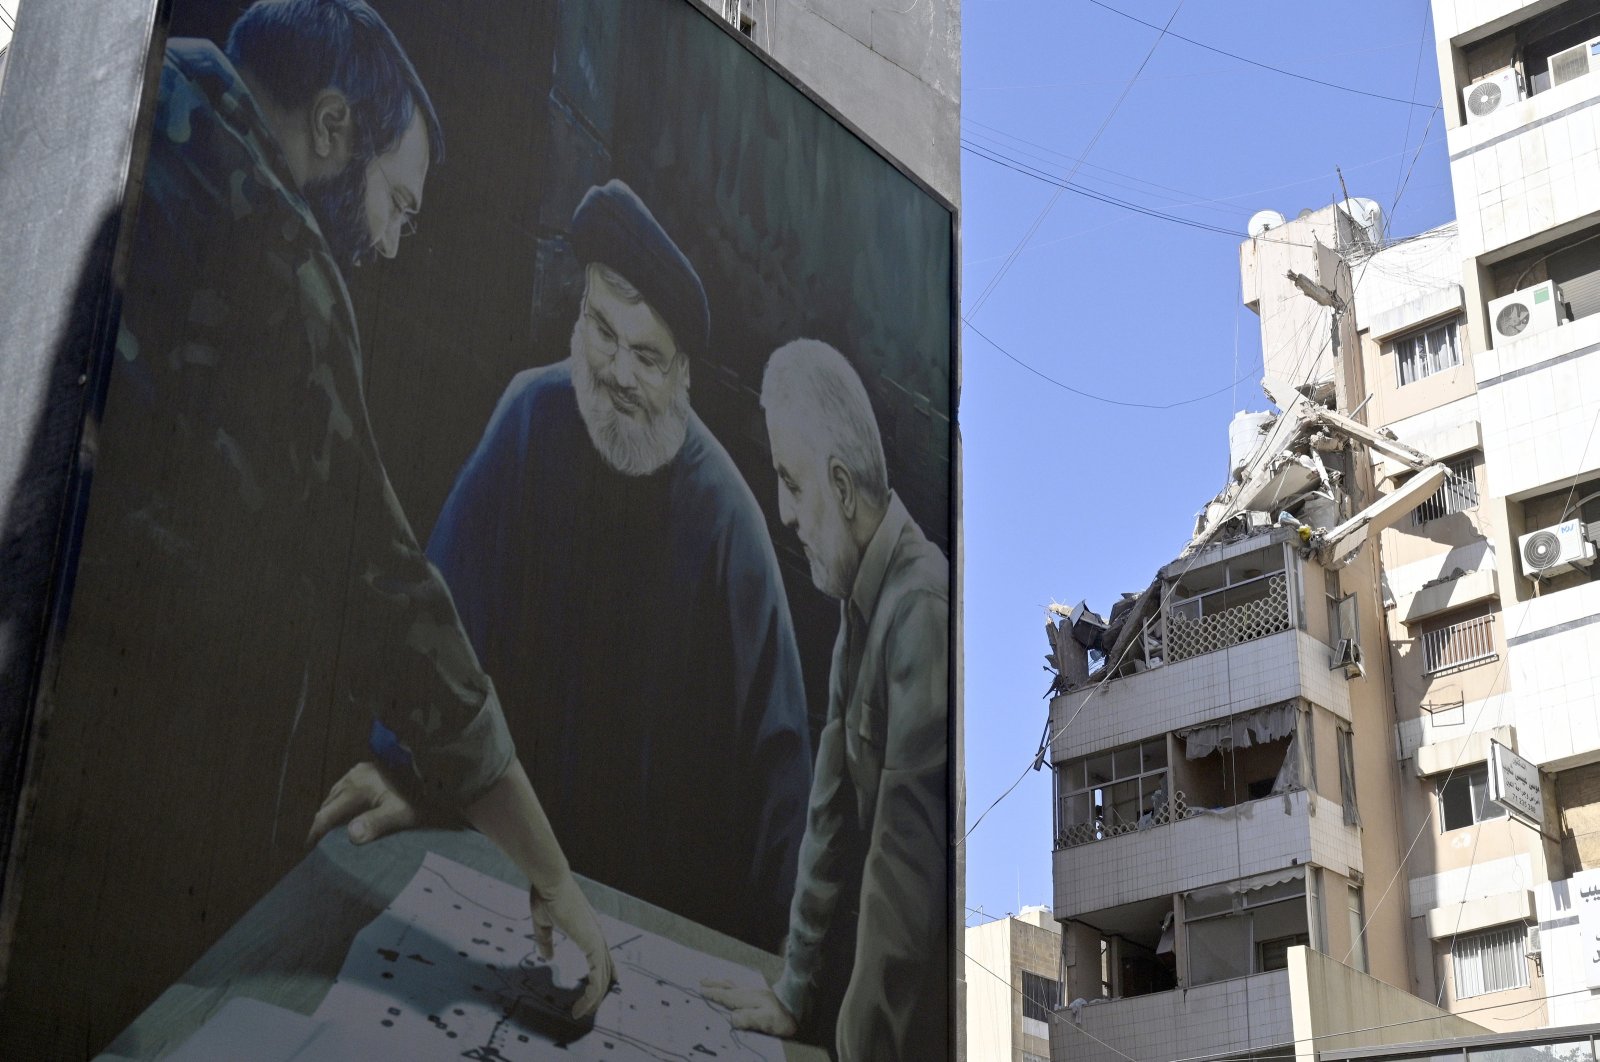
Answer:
[{"xmin": 959, "ymin": 0, "xmax": 1458, "ymax": 924}]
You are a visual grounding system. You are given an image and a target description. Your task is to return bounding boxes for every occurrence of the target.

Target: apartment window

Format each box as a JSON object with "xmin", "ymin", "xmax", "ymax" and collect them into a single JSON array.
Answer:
[
  {"xmin": 1411, "ymin": 454, "xmax": 1481, "ymax": 526},
  {"xmin": 1452, "ymin": 924, "xmax": 1529, "ymax": 998},
  {"xmin": 1308, "ymin": 868, "xmax": 1327, "ymax": 952},
  {"xmin": 1022, "ymin": 970, "xmax": 1062, "ymax": 1022},
  {"xmin": 1257, "ymin": 933, "xmax": 1310, "ymax": 972},
  {"xmin": 1395, "ymin": 318, "xmax": 1461, "ymax": 387},
  {"xmin": 1185, "ymin": 875, "xmax": 1308, "ymax": 986},
  {"xmin": 1438, "ymin": 765, "xmax": 1508, "ymax": 831},
  {"xmin": 720, "ymin": 0, "xmax": 756, "ymax": 37},
  {"xmin": 1336, "ymin": 727, "xmax": 1360, "ymax": 827},
  {"xmin": 1347, "ymin": 885, "xmax": 1368, "ymax": 974},
  {"xmin": 1055, "ymin": 738, "xmax": 1168, "ymax": 846}
]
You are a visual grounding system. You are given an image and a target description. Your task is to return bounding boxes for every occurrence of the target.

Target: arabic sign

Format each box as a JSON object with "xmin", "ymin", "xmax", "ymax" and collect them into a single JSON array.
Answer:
[{"xmin": 1488, "ymin": 739, "xmax": 1544, "ymax": 826}]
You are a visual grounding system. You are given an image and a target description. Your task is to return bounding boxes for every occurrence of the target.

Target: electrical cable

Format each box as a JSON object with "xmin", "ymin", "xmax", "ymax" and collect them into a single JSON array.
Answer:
[
  {"xmin": 963, "ymin": 317, "xmax": 1259, "ymax": 411},
  {"xmin": 961, "ymin": 139, "xmax": 1324, "ymax": 246},
  {"xmin": 968, "ymin": 0, "xmax": 1189, "ymax": 318},
  {"xmin": 1391, "ymin": 2, "xmax": 1435, "ymax": 209},
  {"xmin": 1085, "ymin": 0, "xmax": 1437, "ymax": 110}
]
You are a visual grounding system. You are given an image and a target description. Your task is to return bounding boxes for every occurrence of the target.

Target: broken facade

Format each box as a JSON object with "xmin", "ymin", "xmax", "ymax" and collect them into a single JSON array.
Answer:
[{"xmin": 1045, "ymin": 0, "xmax": 1600, "ymax": 1050}]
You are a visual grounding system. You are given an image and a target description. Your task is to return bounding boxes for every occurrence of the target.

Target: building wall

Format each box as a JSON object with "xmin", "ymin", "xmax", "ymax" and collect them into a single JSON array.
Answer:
[
  {"xmin": 733, "ymin": 0, "xmax": 960, "ymax": 206},
  {"xmin": 967, "ymin": 917, "xmax": 1016, "ymax": 1062},
  {"xmin": 966, "ymin": 910, "xmax": 1062, "ymax": 1062}
]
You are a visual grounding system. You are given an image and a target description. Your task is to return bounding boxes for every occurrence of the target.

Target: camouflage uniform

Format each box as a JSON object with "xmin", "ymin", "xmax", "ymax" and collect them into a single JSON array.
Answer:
[{"xmin": 91, "ymin": 38, "xmax": 514, "ymax": 807}]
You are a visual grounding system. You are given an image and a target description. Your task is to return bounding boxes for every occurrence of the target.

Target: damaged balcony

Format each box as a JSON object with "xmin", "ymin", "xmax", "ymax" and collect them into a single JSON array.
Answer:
[
  {"xmin": 1056, "ymin": 795, "xmax": 1360, "ymax": 920},
  {"xmin": 1055, "ymin": 711, "xmax": 1362, "ymax": 920}
]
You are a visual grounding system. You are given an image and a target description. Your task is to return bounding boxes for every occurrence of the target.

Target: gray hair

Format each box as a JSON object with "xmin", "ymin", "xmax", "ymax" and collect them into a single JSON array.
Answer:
[{"xmin": 760, "ymin": 339, "xmax": 889, "ymax": 510}]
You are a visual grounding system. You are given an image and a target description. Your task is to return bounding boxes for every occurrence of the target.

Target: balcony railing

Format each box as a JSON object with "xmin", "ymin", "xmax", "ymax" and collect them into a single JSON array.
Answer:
[
  {"xmin": 1056, "ymin": 790, "xmax": 1195, "ymax": 849},
  {"xmin": 1422, "ymin": 613, "xmax": 1496, "ymax": 675},
  {"xmin": 1168, "ymin": 574, "xmax": 1290, "ymax": 662}
]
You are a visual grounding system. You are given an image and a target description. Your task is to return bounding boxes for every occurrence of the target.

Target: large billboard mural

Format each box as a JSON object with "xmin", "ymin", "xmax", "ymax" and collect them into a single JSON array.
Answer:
[{"xmin": 0, "ymin": 1, "xmax": 955, "ymax": 1059}]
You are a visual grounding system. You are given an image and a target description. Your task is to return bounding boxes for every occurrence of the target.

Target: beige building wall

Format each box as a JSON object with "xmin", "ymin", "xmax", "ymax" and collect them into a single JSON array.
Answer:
[{"xmin": 966, "ymin": 909, "xmax": 1061, "ymax": 1062}]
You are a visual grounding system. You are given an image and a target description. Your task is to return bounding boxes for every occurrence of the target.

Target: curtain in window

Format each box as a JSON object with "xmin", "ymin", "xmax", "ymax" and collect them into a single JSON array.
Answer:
[{"xmin": 1181, "ymin": 702, "xmax": 1296, "ymax": 759}]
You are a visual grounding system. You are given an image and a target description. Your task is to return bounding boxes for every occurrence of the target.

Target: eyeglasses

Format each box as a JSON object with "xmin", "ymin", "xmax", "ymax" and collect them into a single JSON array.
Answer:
[
  {"xmin": 583, "ymin": 308, "xmax": 681, "ymax": 384},
  {"xmin": 373, "ymin": 161, "xmax": 418, "ymax": 241}
]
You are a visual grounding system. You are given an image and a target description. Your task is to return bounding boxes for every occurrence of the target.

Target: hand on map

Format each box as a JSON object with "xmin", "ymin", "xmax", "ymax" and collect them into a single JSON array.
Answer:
[
  {"xmin": 699, "ymin": 981, "xmax": 798, "ymax": 1037},
  {"xmin": 307, "ymin": 761, "xmax": 419, "ymax": 846},
  {"xmin": 532, "ymin": 872, "xmax": 615, "ymax": 1019}
]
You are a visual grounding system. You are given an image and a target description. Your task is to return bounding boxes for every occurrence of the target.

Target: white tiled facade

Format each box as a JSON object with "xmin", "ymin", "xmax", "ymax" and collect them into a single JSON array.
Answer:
[
  {"xmin": 1051, "ymin": 628, "xmax": 1352, "ymax": 761},
  {"xmin": 1054, "ymin": 791, "xmax": 1361, "ymax": 919},
  {"xmin": 1051, "ymin": 970, "xmax": 1292, "ymax": 1062}
]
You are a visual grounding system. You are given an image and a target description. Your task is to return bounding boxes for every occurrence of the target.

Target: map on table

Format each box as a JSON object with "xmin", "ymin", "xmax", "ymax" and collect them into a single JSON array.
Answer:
[{"xmin": 166, "ymin": 853, "xmax": 784, "ymax": 1061}]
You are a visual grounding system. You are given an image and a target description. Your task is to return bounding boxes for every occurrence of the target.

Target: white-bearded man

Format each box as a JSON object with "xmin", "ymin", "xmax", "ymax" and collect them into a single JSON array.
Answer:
[{"xmin": 362, "ymin": 180, "xmax": 814, "ymax": 952}]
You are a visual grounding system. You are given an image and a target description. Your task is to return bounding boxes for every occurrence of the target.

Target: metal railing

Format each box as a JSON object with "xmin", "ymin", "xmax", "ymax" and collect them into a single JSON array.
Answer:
[
  {"xmin": 1421, "ymin": 613, "xmax": 1496, "ymax": 675},
  {"xmin": 1411, "ymin": 461, "xmax": 1479, "ymax": 525},
  {"xmin": 1056, "ymin": 790, "xmax": 1193, "ymax": 850}
]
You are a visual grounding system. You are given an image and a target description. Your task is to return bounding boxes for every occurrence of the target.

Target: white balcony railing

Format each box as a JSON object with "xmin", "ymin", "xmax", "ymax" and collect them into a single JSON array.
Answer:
[
  {"xmin": 1422, "ymin": 613, "xmax": 1496, "ymax": 675},
  {"xmin": 1056, "ymin": 790, "xmax": 1194, "ymax": 850},
  {"xmin": 1168, "ymin": 574, "xmax": 1290, "ymax": 662}
]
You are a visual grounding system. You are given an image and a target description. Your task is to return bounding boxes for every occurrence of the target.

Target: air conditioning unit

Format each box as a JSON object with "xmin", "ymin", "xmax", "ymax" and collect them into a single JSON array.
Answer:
[
  {"xmin": 1463, "ymin": 66, "xmax": 1521, "ymax": 122},
  {"xmin": 1488, "ymin": 281, "xmax": 1563, "ymax": 347},
  {"xmin": 1519, "ymin": 519, "xmax": 1596, "ymax": 579},
  {"xmin": 1527, "ymin": 924, "xmax": 1542, "ymax": 959},
  {"xmin": 1550, "ymin": 38, "xmax": 1600, "ymax": 89}
]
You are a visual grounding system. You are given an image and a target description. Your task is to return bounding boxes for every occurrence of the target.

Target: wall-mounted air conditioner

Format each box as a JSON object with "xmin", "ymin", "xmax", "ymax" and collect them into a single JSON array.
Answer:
[
  {"xmin": 1550, "ymin": 38, "xmax": 1600, "ymax": 89},
  {"xmin": 1487, "ymin": 281, "xmax": 1563, "ymax": 347},
  {"xmin": 1463, "ymin": 67, "xmax": 1521, "ymax": 123},
  {"xmin": 1519, "ymin": 519, "xmax": 1596, "ymax": 579}
]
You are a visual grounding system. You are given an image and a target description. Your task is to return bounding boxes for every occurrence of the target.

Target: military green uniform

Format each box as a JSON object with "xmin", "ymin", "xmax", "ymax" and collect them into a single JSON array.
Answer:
[
  {"xmin": 773, "ymin": 493, "xmax": 950, "ymax": 1060},
  {"xmin": 0, "ymin": 39, "xmax": 513, "ymax": 1045},
  {"xmin": 99, "ymin": 39, "xmax": 515, "ymax": 802}
]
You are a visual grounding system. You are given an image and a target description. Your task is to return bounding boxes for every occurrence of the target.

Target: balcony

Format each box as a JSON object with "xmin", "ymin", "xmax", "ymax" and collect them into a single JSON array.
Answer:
[
  {"xmin": 1051, "ymin": 628, "xmax": 1352, "ymax": 763},
  {"xmin": 1053, "ymin": 789, "xmax": 1362, "ymax": 921},
  {"xmin": 1422, "ymin": 614, "xmax": 1498, "ymax": 675},
  {"xmin": 1061, "ymin": 969, "xmax": 1292, "ymax": 1062}
]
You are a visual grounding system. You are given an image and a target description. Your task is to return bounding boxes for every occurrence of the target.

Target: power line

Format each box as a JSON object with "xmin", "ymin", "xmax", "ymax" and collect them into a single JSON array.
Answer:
[
  {"xmin": 968, "ymin": 0, "xmax": 1189, "ymax": 318},
  {"xmin": 964, "ymin": 318, "xmax": 1258, "ymax": 411},
  {"xmin": 1085, "ymin": 0, "xmax": 1437, "ymax": 110},
  {"xmin": 961, "ymin": 138, "xmax": 1323, "ymax": 245}
]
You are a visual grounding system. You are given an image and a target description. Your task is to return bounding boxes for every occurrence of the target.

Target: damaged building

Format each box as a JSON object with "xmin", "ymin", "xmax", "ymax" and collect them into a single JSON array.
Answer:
[
  {"xmin": 1040, "ymin": 249, "xmax": 1469, "ymax": 1058},
  {"xmin": 1040, "ymin": 1, "xmax": 1600, "ymax": 1051}
]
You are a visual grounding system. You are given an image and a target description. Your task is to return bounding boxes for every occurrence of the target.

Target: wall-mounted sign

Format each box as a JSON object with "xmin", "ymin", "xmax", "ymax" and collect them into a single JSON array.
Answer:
[{"xmin": 1489, "ymin": 739, "xmax": 1545, "ymax": 827}]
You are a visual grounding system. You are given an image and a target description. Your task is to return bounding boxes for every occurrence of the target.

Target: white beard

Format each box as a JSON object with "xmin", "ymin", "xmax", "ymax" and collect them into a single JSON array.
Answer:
[{"xmin": 569, "ymin": 343, "xmax": 690, "ymax": 477}]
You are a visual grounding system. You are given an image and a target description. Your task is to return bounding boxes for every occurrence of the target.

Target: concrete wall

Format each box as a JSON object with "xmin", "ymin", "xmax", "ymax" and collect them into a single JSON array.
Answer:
[
  {"xmin": 738, "ymin": 0, "xmax": 960, "ymax": 206},
  {"xmin": 966, "ymin": 917, "xmax": 1015, "ymax": 1062},
  {"xmin": 1291, "ymin": 945, "xmax": 1489, "ymax": 1060}
]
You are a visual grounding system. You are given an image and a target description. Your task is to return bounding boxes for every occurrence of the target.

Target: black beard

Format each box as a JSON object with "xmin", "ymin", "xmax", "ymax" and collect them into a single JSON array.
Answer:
[{"xmin": 303, "ymin": 161, "xmax": 375, "ymax": 272}]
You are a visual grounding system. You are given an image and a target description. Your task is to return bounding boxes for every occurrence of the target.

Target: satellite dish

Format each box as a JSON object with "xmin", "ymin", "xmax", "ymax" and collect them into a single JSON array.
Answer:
[
  {"xmin": 1247, "ymin": 209, "xmax": 1286, "ymax": 238},
  {"xmin": 1297, "ymin": 208, "xmax": 1315, "ymax": 219}
]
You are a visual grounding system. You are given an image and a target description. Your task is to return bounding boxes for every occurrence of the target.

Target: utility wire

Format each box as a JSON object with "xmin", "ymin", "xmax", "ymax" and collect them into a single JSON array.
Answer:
[
  {"xmin": 968, "ymin": 0, "xmax": 1188, "ymax": 318},
  {"xmin": 961, "ymin": 138, "xmax": 1323, "ymax": 245},
  {"xmin": 964, "ymin": 318, "xmax": 1258, "ymax": 411},
  {"xmin": 1086, "ymin": 0, "xmax": 1437, "ymax": 110}
]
